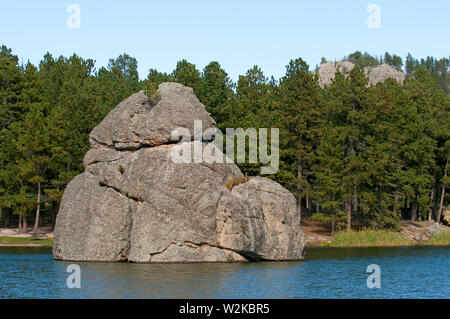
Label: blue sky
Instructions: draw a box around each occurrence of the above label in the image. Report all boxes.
[1,0,448,81]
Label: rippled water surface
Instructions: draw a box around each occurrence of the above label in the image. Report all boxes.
[0,246,448,298]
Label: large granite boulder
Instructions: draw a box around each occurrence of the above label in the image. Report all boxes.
[317,61,405,87]
[53,82,305,263]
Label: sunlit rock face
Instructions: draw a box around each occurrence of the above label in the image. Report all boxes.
[53,82,305,263]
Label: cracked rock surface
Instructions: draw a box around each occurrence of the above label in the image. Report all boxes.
[53,82,305,263]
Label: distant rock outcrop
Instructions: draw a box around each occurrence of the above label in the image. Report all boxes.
[53,82,305,263]
[365,64,406,86]
[317,61,406,87]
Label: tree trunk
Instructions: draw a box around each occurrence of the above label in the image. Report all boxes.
[0,206,2,227]
[40,210,44,226]
[346,197,352,230]
[431,177,440,220]
[331,216,336,236]
[4,210,10,227]
[436,158,448,224]
[393,186,399,216]
[306,195,310,215]
[33,181,41,235]
[18,214,23,233]
[297,159,302,225]
[22,215,27,233]
[411,202,418,221]
[353,183,358,213]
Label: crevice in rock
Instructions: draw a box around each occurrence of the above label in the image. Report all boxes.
[147,240,261,262]
[90,134,180,153]
[97,178,194,212]
[98,181,142,203]
[86,156,129,167]
[89,135,116,150]
[149,242,177,261]
[115,249,129,262]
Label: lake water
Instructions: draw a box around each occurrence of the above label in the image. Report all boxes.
[0,246,448,298]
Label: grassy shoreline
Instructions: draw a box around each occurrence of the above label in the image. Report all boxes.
[1,230,449,249]
[0,236,53,247]
[307,229,450,248]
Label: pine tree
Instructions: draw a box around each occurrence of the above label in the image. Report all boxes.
[0,45,23,228]
[196,61,233,126]
[223,66,277,177]
[10,63,49,234]
[277,58,323,224]
[397,69,441,220]
[171,59,201,91]
[0,45,22,129]
[146,68,172,87]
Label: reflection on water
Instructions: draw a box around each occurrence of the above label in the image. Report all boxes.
[0,246,448,298]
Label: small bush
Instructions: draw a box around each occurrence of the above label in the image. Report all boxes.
[240,223,249,238]
[226,175,249,191]
[118,165,125,174]
[144,81,161,107]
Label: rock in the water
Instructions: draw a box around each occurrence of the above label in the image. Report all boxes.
[53,82,305,263]
[317,61,405,87]
[52,172,131,261]
[218,177,305,260]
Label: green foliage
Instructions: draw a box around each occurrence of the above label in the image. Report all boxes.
[0,46,143,227]
[196,61,234,126]
[405,53,449,93]
[0,45,22,128]
[422,231,450,245]
[276,58,323,197]
[146,68,172,86]
[310,212,347,232]
[384,52,403,70]
[344,51,379,68]
[171,59,201,90]
[329,229,411,247]
[326,229,450,247]
[142,80,161,107]
[0,236,53,246]
[0,45,447,233]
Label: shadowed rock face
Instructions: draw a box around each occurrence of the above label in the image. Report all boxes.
[317,61,406,87]
[53,82,305,263]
